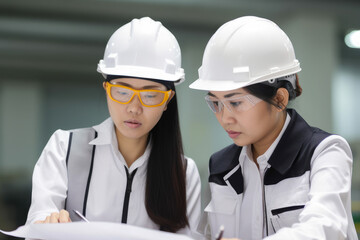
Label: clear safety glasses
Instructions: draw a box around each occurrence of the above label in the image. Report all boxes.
[106,82,172,107]
[205,94,262,113]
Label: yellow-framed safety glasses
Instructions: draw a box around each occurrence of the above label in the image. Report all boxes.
[105,82,172,107]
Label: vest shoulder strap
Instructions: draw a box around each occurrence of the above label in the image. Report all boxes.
[64,127,97,221]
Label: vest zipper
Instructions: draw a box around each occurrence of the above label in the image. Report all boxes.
[121,166,138,223]
[263,166,269,236]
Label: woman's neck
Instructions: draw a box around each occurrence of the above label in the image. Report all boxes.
[115,129,148,168]
[252,111,287,162]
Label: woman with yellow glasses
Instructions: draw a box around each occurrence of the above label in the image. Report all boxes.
[25,17,201,236]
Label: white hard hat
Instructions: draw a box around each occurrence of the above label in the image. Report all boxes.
[97,17,185,84]
[189,16,301,91]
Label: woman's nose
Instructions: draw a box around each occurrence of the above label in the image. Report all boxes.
[219,104,236,125]
[127,94,143,115]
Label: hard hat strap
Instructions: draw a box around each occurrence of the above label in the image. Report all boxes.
[264,74,296,89]
[262,74,297,100]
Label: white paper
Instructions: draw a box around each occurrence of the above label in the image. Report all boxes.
[0,222,195,240]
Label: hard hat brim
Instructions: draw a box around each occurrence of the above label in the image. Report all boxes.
[190,66,301,92]
[97,64,185,83]
[189,78,250,91]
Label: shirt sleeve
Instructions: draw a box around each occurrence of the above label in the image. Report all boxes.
[183,157,202,237]
[25,130,70,224]
[264,135,357,240]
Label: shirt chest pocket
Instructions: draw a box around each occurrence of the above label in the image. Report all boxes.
[204,194,239,238]
[270,205,304,232]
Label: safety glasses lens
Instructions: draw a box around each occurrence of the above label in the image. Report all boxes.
[140,91,166,105]
[205,95,261,113]
[205,97,222,113]
[223,97,252,112]
[110,87,133,103]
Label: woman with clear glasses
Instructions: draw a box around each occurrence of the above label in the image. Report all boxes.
[190,16,358,240]
[25,17,201,236]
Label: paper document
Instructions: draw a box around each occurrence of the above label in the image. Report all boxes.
[0,221,195,240]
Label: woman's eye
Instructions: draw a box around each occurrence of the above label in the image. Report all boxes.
[213,101,220,107]
[144,93,157,98]
[230,101,242,107]
[117,91,129,96]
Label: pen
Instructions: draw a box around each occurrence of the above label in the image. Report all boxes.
[215,225,224,240]
[73,210,90,223]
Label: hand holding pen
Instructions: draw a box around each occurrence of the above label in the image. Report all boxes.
[34,209,71,224]
[34,209,89,224]
[215,225,224,240]
[215,226,242,240]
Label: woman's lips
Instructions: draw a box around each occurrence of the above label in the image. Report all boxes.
[226,130,241,138]
[124,120,142,129]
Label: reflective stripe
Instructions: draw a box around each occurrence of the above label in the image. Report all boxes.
[83,132,97,216]
[64,128,97,221]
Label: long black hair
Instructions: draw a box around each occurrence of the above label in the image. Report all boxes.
[146,83,188,232]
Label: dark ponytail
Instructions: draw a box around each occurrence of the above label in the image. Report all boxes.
[145,89,188,232]
[244,74,302,107]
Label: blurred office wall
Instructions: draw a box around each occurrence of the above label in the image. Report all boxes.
[0,0,360,237]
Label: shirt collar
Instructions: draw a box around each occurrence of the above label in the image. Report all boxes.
[127,140,152,172]
[111,133,152,172]
[89,117,113,145]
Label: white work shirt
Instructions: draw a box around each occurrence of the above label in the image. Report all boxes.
[26,118,201,236]
[203,112,358,240]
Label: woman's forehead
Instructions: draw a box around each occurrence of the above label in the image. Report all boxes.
[208,88,247,98]
[111,77,165,89]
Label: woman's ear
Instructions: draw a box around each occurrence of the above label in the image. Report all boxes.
[103,81,107,90]
[163,91,175,111]
[275,88,289,111]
